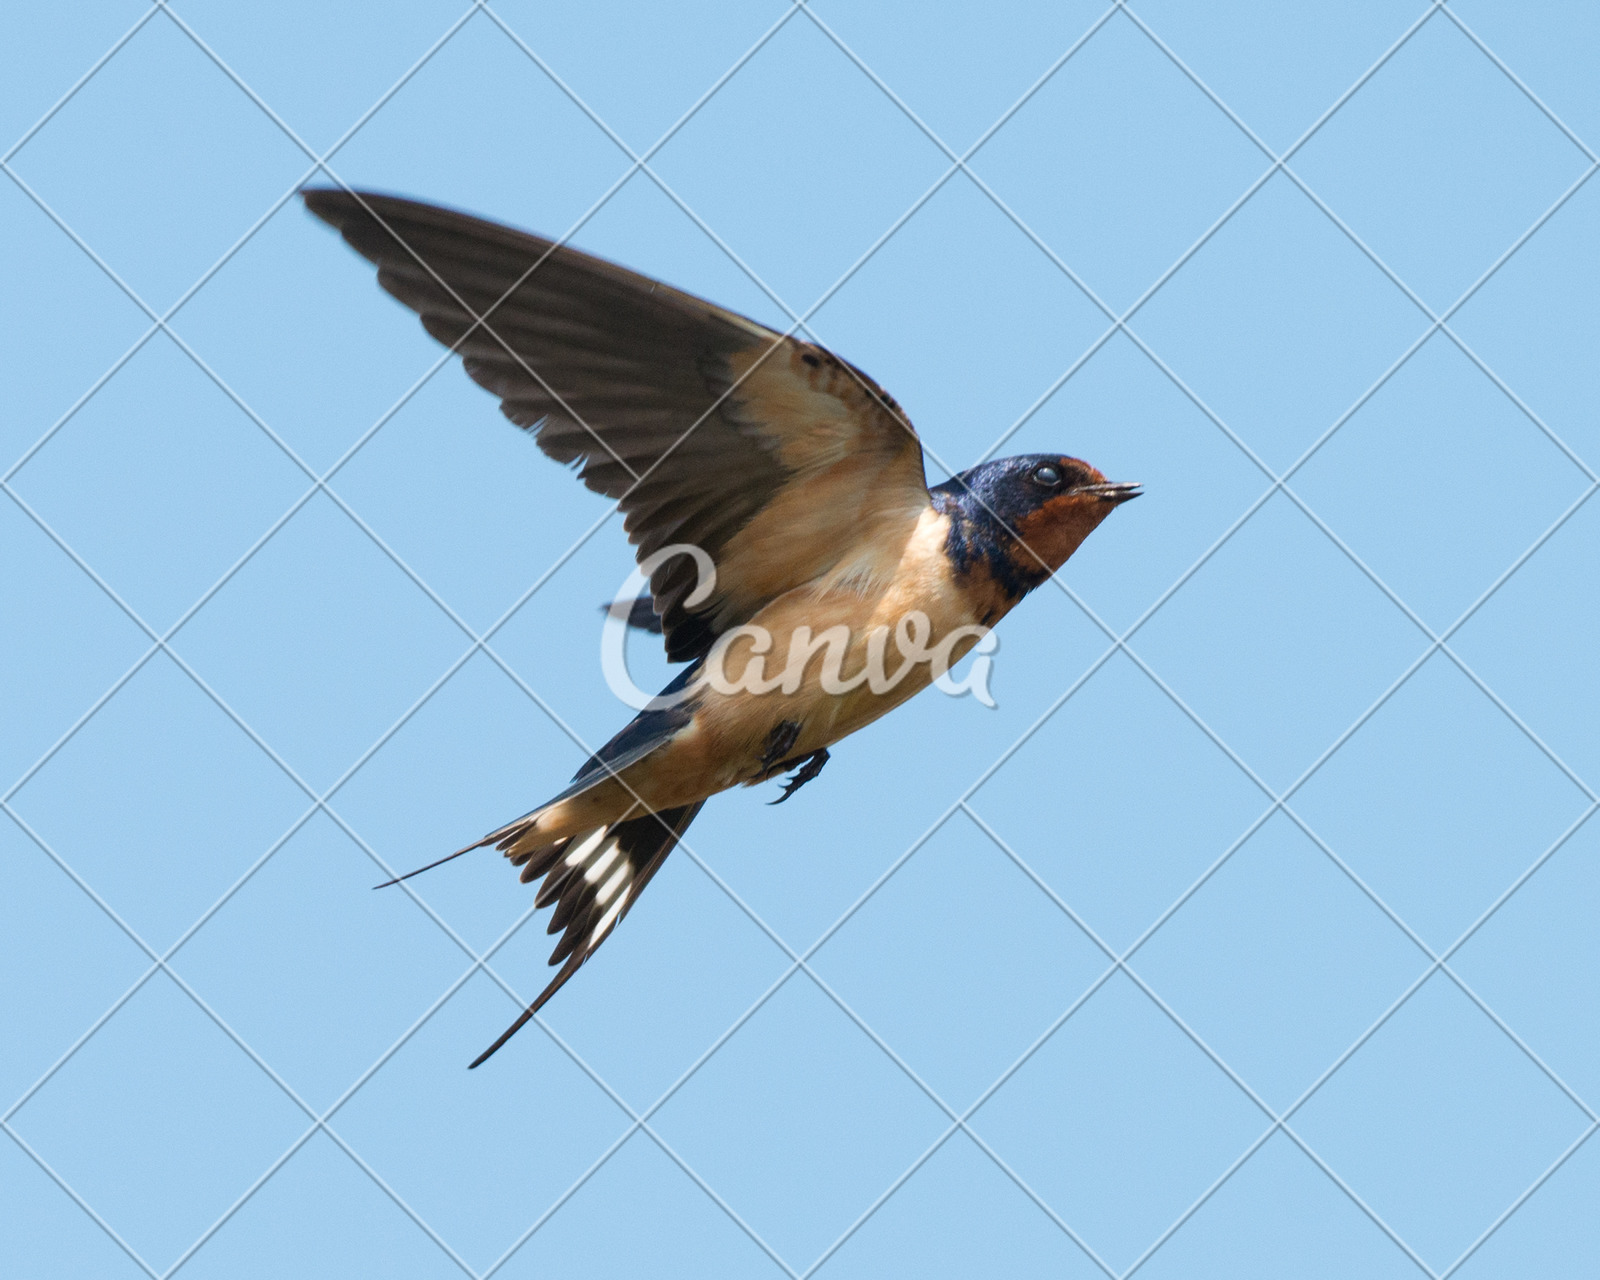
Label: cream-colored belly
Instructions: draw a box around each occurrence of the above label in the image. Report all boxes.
[532,506,1006,836]
[703,586,978,753]
[691,505,998,780]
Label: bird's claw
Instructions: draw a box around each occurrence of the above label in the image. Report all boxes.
[770,749,830,804]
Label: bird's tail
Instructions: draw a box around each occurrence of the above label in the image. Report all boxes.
[467,800,704,1068]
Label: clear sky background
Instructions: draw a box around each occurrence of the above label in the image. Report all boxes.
[3,2,1598,1277]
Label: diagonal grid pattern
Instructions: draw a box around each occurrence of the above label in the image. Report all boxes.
[4,1,1598,1276]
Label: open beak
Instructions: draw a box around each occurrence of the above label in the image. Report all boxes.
[1077,481,1143,505]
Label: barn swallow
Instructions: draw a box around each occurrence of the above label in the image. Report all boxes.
[303,190,1140,1065]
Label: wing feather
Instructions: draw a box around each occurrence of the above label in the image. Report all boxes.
[304,188,930,660]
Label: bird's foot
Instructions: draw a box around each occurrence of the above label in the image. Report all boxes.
[769,749,830,804]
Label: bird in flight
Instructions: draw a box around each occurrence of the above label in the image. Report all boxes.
[304,190,1140,1066]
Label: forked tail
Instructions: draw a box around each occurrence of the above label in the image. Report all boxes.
[466,800,704,1067]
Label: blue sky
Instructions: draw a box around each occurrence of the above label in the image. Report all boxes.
[3,2,1598,1277]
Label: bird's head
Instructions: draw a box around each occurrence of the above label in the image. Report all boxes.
[931,453,1141,598]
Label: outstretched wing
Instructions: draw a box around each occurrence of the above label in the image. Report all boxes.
[304,189,931,661]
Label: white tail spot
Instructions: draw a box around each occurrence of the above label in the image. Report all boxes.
[596,864,629,904]
[564,827,607,868]
[590,887,631,950]
[583,840,622,884]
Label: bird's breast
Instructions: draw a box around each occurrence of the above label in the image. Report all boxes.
[691,506,1012,771]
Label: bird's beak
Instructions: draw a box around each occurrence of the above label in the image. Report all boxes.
[1076,481,1143,505]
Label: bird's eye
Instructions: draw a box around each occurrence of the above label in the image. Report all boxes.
[1031,464,1062,487]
